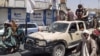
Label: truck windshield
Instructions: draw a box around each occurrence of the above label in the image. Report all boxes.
[49,23,68,32]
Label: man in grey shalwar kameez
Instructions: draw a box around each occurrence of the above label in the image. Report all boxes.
[75,30,97,56]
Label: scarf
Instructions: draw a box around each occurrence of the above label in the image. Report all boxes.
[82,42,89,56]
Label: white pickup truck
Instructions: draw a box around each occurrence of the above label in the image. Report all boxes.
[24,21,94,56]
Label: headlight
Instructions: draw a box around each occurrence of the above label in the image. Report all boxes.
[36,41,46,46]
[26,38,34,46]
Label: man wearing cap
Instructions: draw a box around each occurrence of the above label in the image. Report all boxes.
[75,4,89,28]
[74,30,97,56]
[75,4,88,21]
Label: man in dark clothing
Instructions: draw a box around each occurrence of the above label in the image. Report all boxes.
[75,4,88,21]
[75,4,89,28]
[92,16,99,28]
[67,8,74,21]
[91,27,100,55]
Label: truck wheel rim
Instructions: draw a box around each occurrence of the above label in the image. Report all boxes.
[55,48,63,56]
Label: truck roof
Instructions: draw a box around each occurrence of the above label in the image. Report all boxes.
[54,21,84,24]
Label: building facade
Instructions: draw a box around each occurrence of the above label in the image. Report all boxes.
[0,0,67,25]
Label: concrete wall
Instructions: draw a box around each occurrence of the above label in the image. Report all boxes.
[30,10,43,25]
[0,0,8,7]
[11,9,26,21]
[0,8,8,24]
[0,8,56,25]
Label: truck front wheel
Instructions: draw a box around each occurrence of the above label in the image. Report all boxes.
[52,44,65,56]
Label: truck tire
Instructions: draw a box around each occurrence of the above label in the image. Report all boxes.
[52,44,65,56]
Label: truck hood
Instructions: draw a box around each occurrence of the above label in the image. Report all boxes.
[29,32,63,40]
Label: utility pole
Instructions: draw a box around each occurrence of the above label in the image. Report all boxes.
[98,0,99,17]
[57,4,60,21]
[57,0,60,21]
[26,0,35,35]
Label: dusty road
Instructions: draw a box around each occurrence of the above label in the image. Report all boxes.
[0,45,77,56]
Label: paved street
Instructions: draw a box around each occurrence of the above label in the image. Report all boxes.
[0,44,99,56]
[0,44,77,56]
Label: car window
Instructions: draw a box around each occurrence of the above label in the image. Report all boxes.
[69,23,77,32]
[37,23,44,26]
[78,22,84,31]
[19,24,37,28]
[49,23,68,32]
[36,22,44,26]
